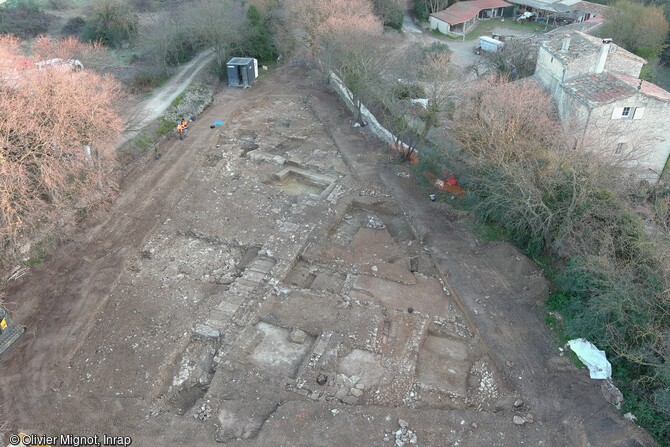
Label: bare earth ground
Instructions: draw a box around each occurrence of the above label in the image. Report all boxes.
[0,64,657,446]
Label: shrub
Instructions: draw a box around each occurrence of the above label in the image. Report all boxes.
[129,0,155,12]
[140,12,201,72]
[3,0,42,11]
[393,82,426,99]
[62,16,86,36]
[422,41,451,56]
[0,6,53,38]
[0,35,122,259]
[452,76,670,445]
[82,0,139,48]
[130,69,168,93]
[243,5,278,61]
[48,0,70,10]
[413,0,429,22]
[371,0,403,30]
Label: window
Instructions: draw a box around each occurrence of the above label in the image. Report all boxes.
[616,142,627,155]
[611,106,643,119]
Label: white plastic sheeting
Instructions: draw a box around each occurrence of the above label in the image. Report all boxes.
[567,338,612,380]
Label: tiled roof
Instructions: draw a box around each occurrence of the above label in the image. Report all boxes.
[614,73,670,101]
[430,0,512,25]
[561,73,637,106]
[541,31,646,65]
[572,1,609,16]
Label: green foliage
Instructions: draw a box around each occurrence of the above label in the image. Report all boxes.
[621,390,670,444]
[171,91,185,107]
[82,0,139,48]
[639,62,657,83]
[23,256,44,267]
[129,0,155,12]
[413,0,429,22]
[61,16,86,36]
[553,256,670,443]
[47,0,70,10]
[130,69,168,93]
[371,0,403,30]
[0,4,53,38]
[450,79,670,442]
[164,33,199,66]
[155,117,175,137]
[444,99,455,119]
[140,13,200,71]
[545,291,571,312]
[422,41,451,56]
[135,134,153,150]
[473,220,506,241]
[599,0,669,59]
[3,0,42,12]
[393,82,427,99]
[243,5,278,61]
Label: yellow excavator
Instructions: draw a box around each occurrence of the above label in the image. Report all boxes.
[0,303,25,358]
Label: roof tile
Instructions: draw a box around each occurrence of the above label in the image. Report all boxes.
[430,0,512,25]
[561,73,637,106]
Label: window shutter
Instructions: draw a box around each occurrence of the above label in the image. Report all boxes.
[611,107,624,119]
[633,108,645,120]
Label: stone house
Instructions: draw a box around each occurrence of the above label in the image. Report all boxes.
[534,31,670,182]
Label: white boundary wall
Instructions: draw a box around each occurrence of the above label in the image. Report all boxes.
[329,72,413,154]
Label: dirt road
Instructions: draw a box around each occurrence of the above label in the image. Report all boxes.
[120,49,215,144]
[0,62,656,446]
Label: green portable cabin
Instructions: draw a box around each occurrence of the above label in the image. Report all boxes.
[227,57,258,88]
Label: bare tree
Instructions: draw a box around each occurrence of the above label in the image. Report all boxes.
[426,0,449,14]
[319,24,388,124]
[379,43,463,161]
[289,0,381,52]
[481,39,539,80]
[141,11,196,73]
[0,35,122,257]
[453,75,564,164]
[187,0,248,68]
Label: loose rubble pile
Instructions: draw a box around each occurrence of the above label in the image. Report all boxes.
[512,399,534,425]
[384,419,418,446]
[366,214,387,230]
[195,403,213,421]
[467,360,499,407]
[163,83,214,122]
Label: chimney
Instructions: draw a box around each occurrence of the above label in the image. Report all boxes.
[561,35,571,52]
[595,38,612,74]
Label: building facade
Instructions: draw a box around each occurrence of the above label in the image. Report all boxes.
[534,31,670,182]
